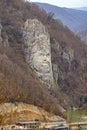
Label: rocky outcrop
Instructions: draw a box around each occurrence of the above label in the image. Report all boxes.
[51,39,74,85]
[0,103,65,123]
[62,47,74,64]
[23,19,54,87]
[53,64,59,84]
[0,23,2,43]
[0,23,9,46]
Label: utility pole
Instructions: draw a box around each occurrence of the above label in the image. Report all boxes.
[67,109,69,123]
[79,95,84,108]
[67,106,73,123]
[67,106,70,123]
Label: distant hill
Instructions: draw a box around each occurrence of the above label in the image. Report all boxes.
[35,2,87,32]
[35,2,87,43]
[76,22,87,43]
[75,7,87,11]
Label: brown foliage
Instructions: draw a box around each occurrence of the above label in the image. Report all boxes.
[0,52,62,115]
[0,0,87,112]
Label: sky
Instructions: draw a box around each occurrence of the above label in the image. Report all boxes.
[29,0,87,8]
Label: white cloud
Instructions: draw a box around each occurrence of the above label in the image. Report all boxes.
[30,0,87,8]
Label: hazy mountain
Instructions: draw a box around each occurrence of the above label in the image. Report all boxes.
[35,2,87,32]
[76,22,87,43]
[76,7,87,11]
[35,2,87,43]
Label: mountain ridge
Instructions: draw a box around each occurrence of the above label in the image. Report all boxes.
[75,7,87,11]
[35,2,87,31]
[35,2,87,43]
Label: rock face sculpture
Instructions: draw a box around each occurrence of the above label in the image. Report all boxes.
[23,19,54,87]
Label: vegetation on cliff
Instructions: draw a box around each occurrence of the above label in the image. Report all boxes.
[0,0,87,116]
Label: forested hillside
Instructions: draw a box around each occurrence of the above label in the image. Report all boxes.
[0,0,87,117]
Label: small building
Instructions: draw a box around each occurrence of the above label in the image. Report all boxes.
[52,124,69,130]
[14,120,40,130]
[79,125,87,130]
[53,126,68,130]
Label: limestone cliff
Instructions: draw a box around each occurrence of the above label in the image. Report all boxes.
[23,19,54,87]
[52,39,74,85]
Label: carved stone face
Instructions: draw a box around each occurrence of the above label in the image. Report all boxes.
[23,19,53,86]
[30,35,51,73]
[32,50,50,72]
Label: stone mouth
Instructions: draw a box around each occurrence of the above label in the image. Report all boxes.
[42,61,48,64]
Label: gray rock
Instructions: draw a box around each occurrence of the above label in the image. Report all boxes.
[0,23,2,43]
[62,47,74,64]
[0,23,9,46]
[23,19,54,87]
[53,64,58,84]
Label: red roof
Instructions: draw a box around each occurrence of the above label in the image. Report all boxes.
[16,123,23,126]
